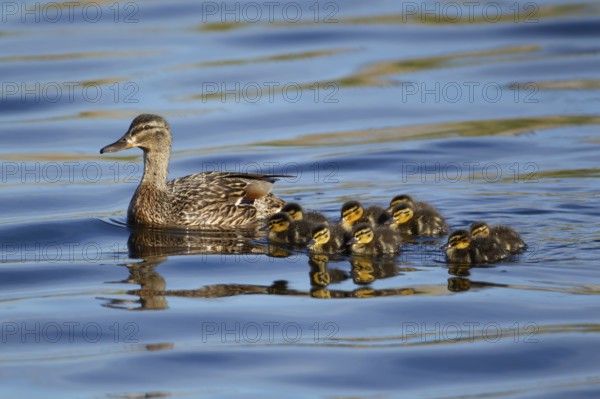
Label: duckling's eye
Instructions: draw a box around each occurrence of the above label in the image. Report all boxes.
[343,207,358,217]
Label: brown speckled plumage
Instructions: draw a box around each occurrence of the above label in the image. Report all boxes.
[100,114,286,227]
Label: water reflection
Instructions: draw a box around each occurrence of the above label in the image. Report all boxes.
[101,226,465,309]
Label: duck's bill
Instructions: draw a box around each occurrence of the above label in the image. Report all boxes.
[100,134,134,154]
[440,243,449,250]
[346,237,358,245]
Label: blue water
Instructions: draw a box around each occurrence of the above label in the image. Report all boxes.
[1,1,600,398]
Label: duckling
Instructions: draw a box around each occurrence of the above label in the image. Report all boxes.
[281,202,328,225]
[386,202,449,237]
[347,223,401,256]
[470,221,526,254]
[339,200,389,233]
[388,194,436,213]
[443,229,507,264]
[388,194,447,225]
[307,224,348,254]
[265,212,310,245]
[100,114,287,227]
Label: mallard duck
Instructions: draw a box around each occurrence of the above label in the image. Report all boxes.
[307,223,348,254]
[100,114,287,227]
[347,223,401,256]
[281,202,328,225]
[265,212,310,245]
[339,200,389,233]
[470,221,526,254]
[443,230,507,264]
[386,202,449,236]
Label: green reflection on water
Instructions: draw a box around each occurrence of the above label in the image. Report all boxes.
[196,2,599,31]
[257,115,600,147]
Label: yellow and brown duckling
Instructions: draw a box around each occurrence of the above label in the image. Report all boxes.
[389,194,437,213]
[100,114,287,227]
[265,212,311,245]
[470,221,526,254]
[386,202,449,237]
[339,200,389,233]
[347,223,401,256]
[281,202,328,225]
[443,229,507,264]
[307,224,348,254]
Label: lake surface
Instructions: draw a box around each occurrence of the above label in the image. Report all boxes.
[1,0,600,397]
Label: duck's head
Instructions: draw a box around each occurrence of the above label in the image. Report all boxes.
[307,224,331,248]
[442,230,471,251]
[266,212,292,233]
[100,114,172,154]
[340,200,364,225]
[385,203,414,226]
[388,194,414,212]
[347,223,374,246]
[281,202,304,221]
[470,221,490,238]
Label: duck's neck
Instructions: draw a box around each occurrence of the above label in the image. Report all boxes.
[140,150,169,190]
[128,149,171,226]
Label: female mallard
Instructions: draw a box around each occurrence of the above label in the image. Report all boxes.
[100,114,287,227]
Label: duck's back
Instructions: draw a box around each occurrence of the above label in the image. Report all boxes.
[166,171,284,226]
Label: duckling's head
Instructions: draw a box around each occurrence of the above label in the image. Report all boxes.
[347,223,374,246]
[386,203,414,226]
[443,230,471,251]
[281,202,304,221]
[470,221,490,238]
[307,224,331,248]
[266,212,292,233]
[340,201,364,225]
[100,114,172,155]
[388,194,414,211]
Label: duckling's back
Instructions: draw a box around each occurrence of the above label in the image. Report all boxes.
[470,237,507,263]
[411,209,449,237]
[491,225,526,253]
[374,226,402,255]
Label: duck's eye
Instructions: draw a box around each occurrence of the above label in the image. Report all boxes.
[143,125,151,130]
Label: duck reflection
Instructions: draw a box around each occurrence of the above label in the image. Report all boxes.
[127,225,265,258]
[101,226,449,310]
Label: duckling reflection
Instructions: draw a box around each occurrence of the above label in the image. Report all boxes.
[308,254,350,288]
[447,277,472,292]
[350,256,400,285]
[102,226,429,308]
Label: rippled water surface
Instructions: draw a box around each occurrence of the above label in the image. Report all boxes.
[2,1,600,398]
